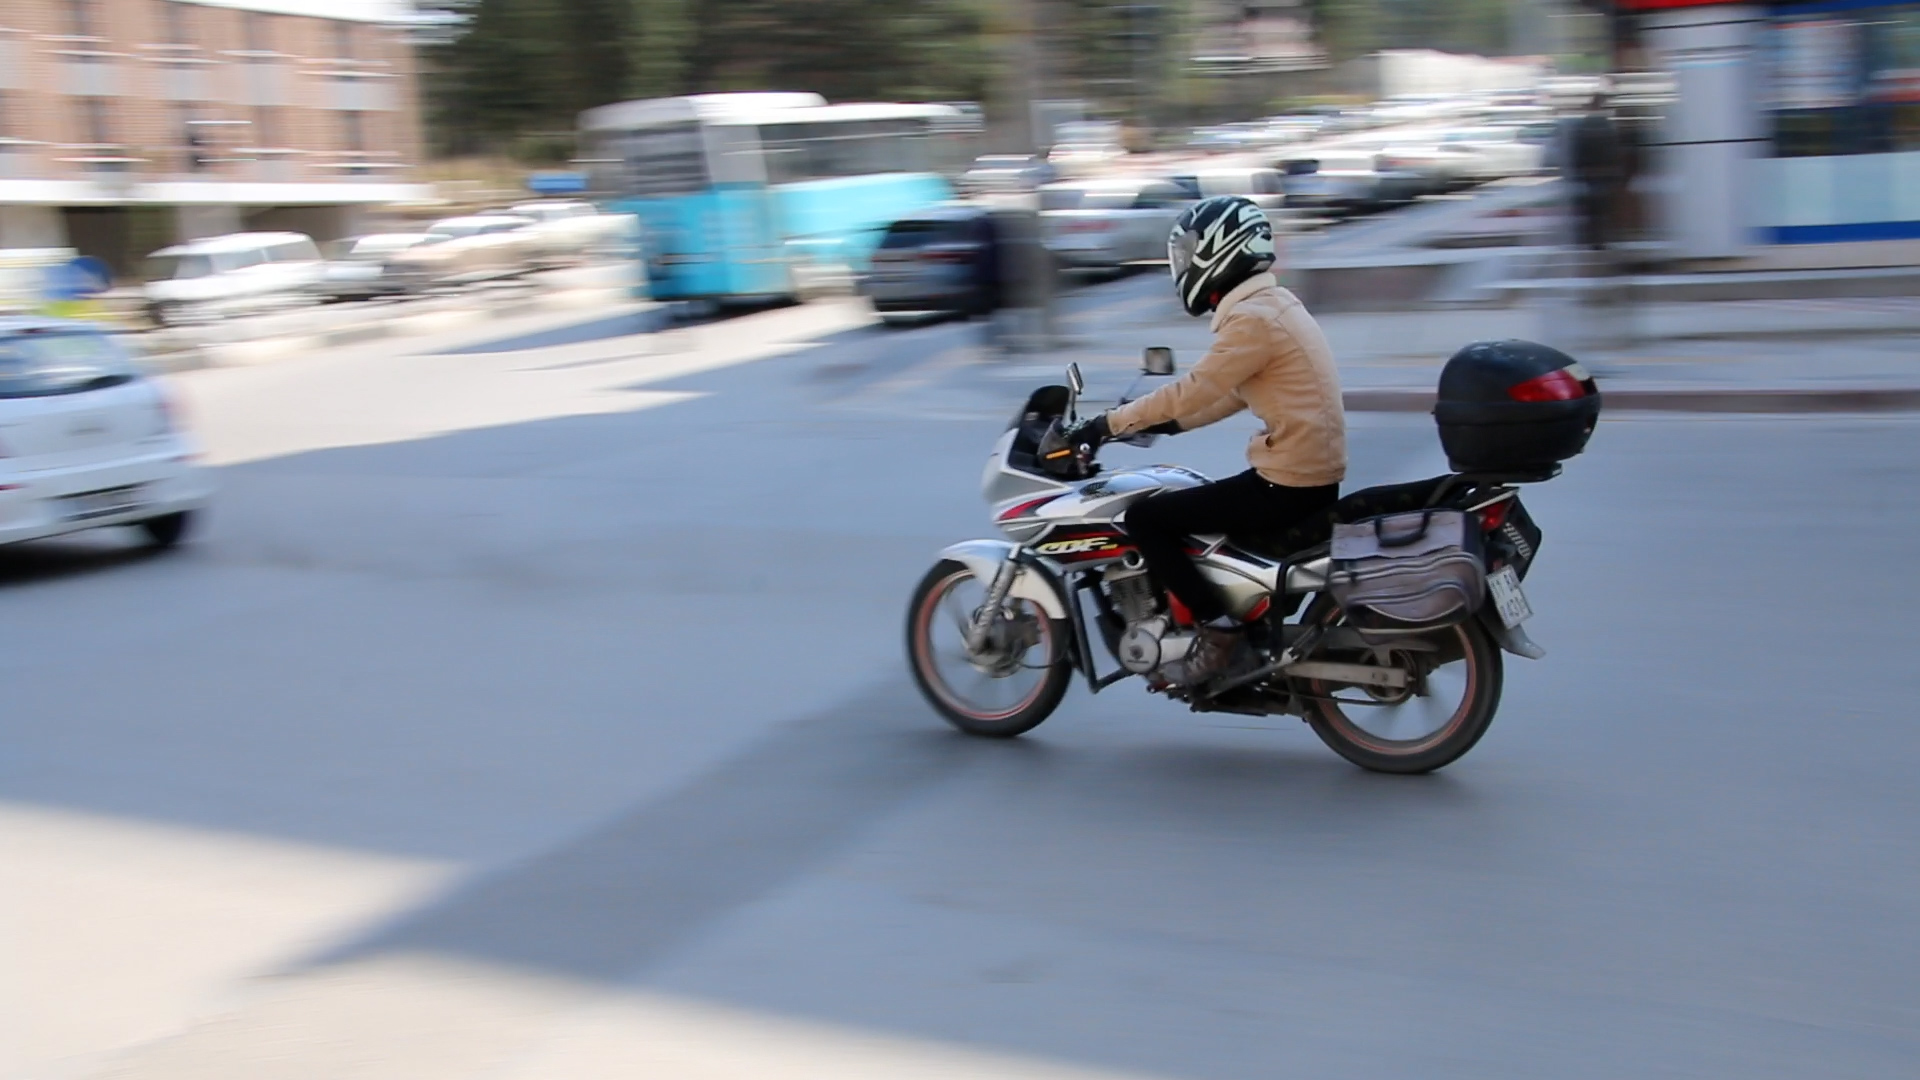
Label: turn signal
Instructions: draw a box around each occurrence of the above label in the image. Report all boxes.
[1508,368,1586,402]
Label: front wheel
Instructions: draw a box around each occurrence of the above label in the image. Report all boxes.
[1304,615,1503,774]
[907,559,1071,738]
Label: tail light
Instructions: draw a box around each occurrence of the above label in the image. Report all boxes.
[1064,219,1112,234]
[921,249,973,264]
[1477,498,1512,532]
[1508,367,1590,402]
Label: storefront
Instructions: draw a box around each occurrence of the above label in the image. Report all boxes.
[1631,0,1920,260]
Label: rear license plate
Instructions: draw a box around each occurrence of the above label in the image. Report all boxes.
[1488,565,1533,628]
[61,485,149,522]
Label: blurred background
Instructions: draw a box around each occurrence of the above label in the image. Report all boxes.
[7,5,1920,1080]
[4,1,1916,342]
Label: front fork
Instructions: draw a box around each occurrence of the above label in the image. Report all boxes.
[964,555,1023,654]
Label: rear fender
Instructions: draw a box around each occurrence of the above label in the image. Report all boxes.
[1479,606,1547,659]
[939,539,1071,620]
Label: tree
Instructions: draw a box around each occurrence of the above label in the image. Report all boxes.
[427,0,993,157]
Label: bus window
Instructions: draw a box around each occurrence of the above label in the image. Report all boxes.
[601,122,709,197]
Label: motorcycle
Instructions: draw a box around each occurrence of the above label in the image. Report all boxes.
[906,346,1592,774]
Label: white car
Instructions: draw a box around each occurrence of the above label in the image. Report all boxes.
[0,318,212,548]
[143,232,324,327]
[1435,126,1551,181]
[316,233,432,301]
[1040,179,1196,268]
[507,200,632,266]
[1047,141,1127,179]
[1189,167,1289,211]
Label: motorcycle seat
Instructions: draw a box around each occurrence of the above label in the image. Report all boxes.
[1227,475,1452,562]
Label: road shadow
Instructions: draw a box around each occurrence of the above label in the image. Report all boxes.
[308,682,1000,981]
[0,528,178,588]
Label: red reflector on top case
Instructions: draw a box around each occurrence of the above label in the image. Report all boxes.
[1508,369,1587,403]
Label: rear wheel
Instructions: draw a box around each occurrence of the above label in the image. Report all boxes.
[907,559,1071,738]
[1304,616,1502,774]
[139,510,196,549]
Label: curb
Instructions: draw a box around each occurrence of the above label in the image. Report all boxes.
[134,285,631,376]
[1344,387,1920,414]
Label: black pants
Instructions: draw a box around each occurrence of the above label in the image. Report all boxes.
[1123,470,1339,624]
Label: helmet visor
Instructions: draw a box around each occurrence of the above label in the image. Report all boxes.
[1168,228,1196,278]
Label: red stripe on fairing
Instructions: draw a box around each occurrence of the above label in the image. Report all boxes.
[997,495,1059,521]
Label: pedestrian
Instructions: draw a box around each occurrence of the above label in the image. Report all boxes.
[1567,92,1624,252]
[975,210,1004,349]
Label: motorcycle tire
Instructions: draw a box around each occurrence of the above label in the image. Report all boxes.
[906,559,1071,739]
[1304,615,1503,775]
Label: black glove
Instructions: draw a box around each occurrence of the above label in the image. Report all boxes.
[1063,412,1112,454]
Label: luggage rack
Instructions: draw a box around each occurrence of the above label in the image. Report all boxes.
[1455,464,1562,485]
[1426,464,1561,508]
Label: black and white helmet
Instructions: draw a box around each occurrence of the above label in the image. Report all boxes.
[1167,195,1275,317]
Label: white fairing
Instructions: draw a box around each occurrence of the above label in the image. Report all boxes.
[1025,466,1209,524]
[972,425,1299,620]
[981,428,1068,507]
[940,539,1070,619]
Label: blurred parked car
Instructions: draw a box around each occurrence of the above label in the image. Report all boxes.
[1434,126,1551,181]
[1039,179,1195,268]
[315,233,430,301]
[1278,153,1424,216]
[1047,142,1127,178]
[384,214,537,291]
[863,205,997,324]
[1191,167,1289,211]
[507,200,632,266]
[1047,122,1128,178]
[142,232,323,326]
[960,155,1058,194]
[0,317,212,548]
[1374,142,1478,196]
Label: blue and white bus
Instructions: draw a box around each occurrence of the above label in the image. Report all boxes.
[579,93,976,303]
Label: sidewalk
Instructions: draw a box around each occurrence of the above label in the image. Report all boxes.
[1042,274,1920,412]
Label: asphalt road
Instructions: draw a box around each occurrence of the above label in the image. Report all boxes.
[4,292,1918,1078]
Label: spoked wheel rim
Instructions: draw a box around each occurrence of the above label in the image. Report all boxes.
[912,567,1056,724]
[1312,622,1478,755]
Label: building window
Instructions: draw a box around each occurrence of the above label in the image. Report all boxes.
[81,97,110,145]
[1769,4,1920,156]
[335,21,355,60]
[343,109,364,153]
[180,105,208,171]
[67,0,97,37]
[254,105,278,149]
[162,1,192,46]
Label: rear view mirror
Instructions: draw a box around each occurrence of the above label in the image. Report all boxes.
[1066,362,1085,395]
[1142,347,1175,376]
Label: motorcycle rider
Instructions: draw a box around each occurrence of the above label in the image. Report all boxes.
[1063,195,1347,684]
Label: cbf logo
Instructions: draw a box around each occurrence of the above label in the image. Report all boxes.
[1035,536,1119,557]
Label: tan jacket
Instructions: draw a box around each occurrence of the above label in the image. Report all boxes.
[1109,272,1346,488]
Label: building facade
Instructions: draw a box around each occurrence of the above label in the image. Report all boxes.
[0,0,427,274]
[1632,0,1920,264]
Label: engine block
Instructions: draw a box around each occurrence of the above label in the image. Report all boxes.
[1104,564,1159,625]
